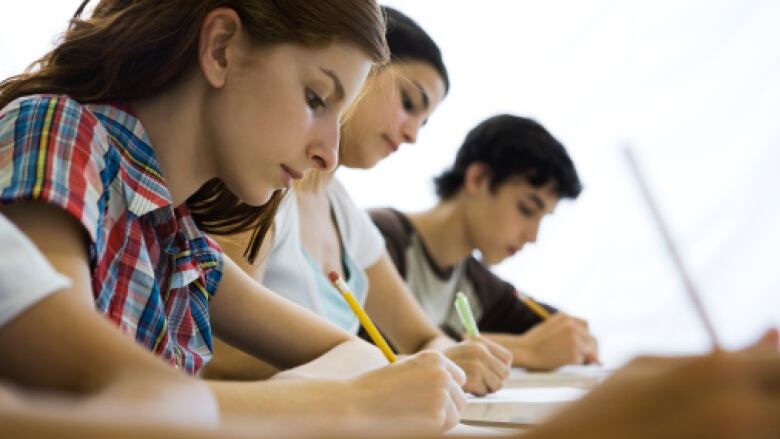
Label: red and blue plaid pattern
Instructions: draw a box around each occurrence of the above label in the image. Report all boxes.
[0,95,223,374]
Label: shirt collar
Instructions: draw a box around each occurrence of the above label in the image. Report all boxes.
[87,102,174,216]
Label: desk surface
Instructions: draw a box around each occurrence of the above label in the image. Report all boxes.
[460,365,611,428]
[448,423,524,436]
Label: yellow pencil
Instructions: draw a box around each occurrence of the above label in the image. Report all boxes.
[516,290,551,320]
[328,271,397,363]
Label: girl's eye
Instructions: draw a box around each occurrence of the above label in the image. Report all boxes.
[305,88,326,110]
[401,90,415,113]
[518,204,534,218]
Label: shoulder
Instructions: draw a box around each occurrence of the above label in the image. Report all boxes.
[368,207,413,244]
[326,178,375,231]
[464,255,504,284]
[0,95,120,242]
[1,94,105,142]
[325,178,361,213]
[367,207,414,273]
[464,255,516,303]
[327,178,385,267]
[1,94,113,170]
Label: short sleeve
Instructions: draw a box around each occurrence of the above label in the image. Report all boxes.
[327,179,385,269]
[369,207,412,277]
[0,214,71,328]
[465,257,557,334]
[0,95,106,243]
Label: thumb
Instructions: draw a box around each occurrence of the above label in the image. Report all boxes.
[744,328,779,353]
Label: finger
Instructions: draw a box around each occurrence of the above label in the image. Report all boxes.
[443,378,467,430]
[478,337,513,365]
[481,365,505,394]
[582,334,601,365]
[468,342,511,382]
[439,353,467,387]
[458,349,504,395]
[572,319,594,339]
[743,328,779,354]
[584,351,602,366]
[548,313,567,326]
[571,316,590,330]
[464,355,505,395]
[447,375,468,412]
[567,329,590,365]
[440,390,462,433]
[570,337,587,365]
[463,374,489,397]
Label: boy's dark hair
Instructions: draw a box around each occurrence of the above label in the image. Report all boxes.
[434,114,582,200]
[383,6,449,93]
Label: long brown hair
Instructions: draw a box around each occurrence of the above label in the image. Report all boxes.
[0,0,389,263]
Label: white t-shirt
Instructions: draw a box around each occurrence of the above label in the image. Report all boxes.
[0,214,71,327]
[262,178,385,332]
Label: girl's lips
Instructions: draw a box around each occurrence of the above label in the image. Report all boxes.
[280,165,302,188]
[383,135,399,153]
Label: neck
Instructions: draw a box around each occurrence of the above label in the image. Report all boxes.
[131,76,216,206]
[408,199,473,269]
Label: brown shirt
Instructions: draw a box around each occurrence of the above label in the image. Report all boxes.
[370,208,555,339]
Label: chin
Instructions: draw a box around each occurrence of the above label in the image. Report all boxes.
[364,157,383,169]
[481,252,507,266]
[237,187,275,207]
[353,154,381,170]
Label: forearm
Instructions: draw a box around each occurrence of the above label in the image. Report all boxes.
[202,337,280,381]
[81,372,219,427]
[420,334,456,352]
[207,378,353,419]
[272,339,387,380]
[212,258,364,369]
[0,291,220,426]
[1,403,481,439]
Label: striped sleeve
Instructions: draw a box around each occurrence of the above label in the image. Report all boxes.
[0,95,106,242]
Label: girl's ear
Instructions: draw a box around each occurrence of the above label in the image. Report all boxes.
[463,162,491,195]
[198,7,243,88]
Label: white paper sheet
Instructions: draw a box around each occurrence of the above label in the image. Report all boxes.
[467,387,586,404]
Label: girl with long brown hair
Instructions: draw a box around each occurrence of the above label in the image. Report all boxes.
[0,0,465,431]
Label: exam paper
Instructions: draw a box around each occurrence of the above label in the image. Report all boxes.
[506,365,612,389]
[467,387,586,404]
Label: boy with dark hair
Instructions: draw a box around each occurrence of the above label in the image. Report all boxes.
[371,114,599,369]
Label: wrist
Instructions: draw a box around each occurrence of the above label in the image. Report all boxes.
[507,335,537,368]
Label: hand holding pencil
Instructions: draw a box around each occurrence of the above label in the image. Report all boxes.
[330,271,468,431]
[512,290,601,368]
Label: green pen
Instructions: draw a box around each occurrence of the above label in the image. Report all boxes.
[454,291,480,337]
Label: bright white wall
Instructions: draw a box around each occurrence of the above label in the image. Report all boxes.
[2,1,778,366]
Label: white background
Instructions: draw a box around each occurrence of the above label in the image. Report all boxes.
[2,1,778,366]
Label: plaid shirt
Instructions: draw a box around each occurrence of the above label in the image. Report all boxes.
[0,94,223,374]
